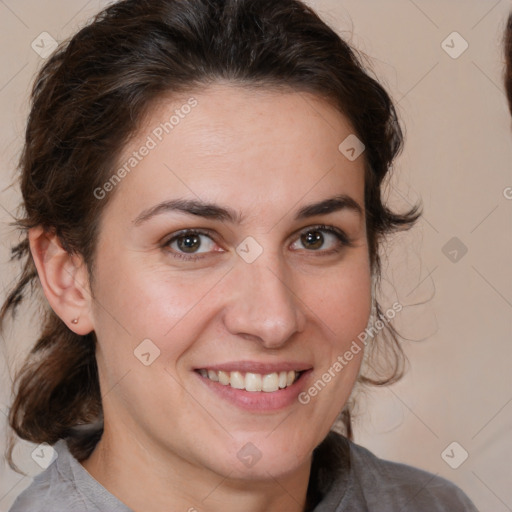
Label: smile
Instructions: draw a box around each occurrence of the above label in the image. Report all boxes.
[196,369,303,392]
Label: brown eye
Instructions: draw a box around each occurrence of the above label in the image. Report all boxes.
[300,230,324,250]
[176,233,202,253]
[291,225,351,253]
[164,229,218,260]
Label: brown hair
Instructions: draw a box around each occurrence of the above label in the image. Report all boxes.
[506,13,512,114]
[1,0,420,468]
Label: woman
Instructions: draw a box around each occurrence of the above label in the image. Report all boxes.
[1,0,479,510]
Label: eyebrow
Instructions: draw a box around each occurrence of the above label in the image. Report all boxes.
[132,194,363,226]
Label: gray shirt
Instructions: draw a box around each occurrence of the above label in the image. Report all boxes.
[8,431,479,511]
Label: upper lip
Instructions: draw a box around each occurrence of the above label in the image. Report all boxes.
[195,361,313,374]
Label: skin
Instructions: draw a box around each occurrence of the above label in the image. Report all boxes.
[29,83,372,512]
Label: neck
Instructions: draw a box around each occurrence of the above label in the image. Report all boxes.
[80,423,313,512]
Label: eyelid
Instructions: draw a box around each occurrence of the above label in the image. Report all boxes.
[161,228,220,258]
[291,224,353,247]
[162,224,353,261]
[162,227,217,244]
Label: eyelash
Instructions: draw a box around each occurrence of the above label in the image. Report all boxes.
[162,225,354,262]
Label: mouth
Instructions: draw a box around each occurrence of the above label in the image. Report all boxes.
[192,361,313,411]
[195,368,304,393]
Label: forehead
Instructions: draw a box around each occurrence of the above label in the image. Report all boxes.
[105,84,366,222]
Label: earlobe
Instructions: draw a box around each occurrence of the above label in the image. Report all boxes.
[28,227,95,335]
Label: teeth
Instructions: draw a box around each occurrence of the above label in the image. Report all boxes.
[199,369,301,392]
[262,373,278,392]
[278,371,287,388]
[245,372,262,392]
[218,370,230,385]
[230,371,245,390]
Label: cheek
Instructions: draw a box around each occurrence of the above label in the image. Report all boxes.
[93,267,214,343]
[305,254,372,340]
[294,255,371,429]
[89,264,216,416]
[89,253,240,389]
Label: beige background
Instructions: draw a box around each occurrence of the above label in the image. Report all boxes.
[1,1,511,511]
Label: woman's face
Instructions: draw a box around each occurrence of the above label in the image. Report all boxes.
[87,84,371,480]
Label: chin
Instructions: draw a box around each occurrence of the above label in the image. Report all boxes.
[209,433,313,481]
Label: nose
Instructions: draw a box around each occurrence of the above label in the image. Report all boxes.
[222,254,306,349]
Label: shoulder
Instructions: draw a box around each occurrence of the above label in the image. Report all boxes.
[346,439,479,511]
[8,480,87,512]
[8,438,130,512]
[8,443,88,512]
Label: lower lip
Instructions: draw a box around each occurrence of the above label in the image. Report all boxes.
[194,370,312,412]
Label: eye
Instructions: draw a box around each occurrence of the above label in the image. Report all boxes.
[290,225,352,254]
[163,229,220,260]
[163,225,352,262]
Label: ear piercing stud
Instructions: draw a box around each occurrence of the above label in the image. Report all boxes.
[71,318,79,324]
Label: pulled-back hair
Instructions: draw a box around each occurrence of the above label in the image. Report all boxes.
[1,0,420,468]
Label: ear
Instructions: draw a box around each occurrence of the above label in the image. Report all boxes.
[28,226,95,335]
